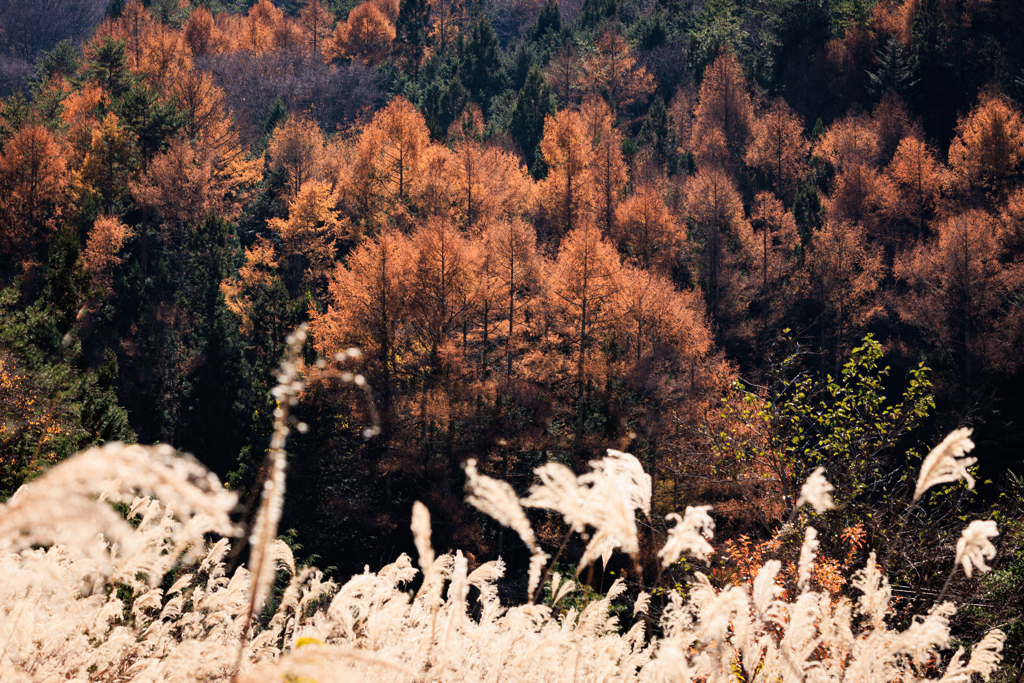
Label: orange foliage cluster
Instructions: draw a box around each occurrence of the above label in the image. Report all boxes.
[719,522,868,602]
[4,0,1024,562]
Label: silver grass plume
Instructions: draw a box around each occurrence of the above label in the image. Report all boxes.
[464,458,537,551]
[244,325,308,631]
[410,501,435,577]
[797,467,835,513]
[658,505,715,567]
[577,450,651,568]
[955,519,999,578]
[941,629,1007,682]
[0,443,236,559]
[914,428,976,501]
[797,526,819,593]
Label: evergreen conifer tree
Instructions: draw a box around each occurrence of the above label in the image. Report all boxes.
[394,0,432,71]
[466,15,505,110]
[639,92,672,161]
[509,64,555,177]
[869,36,916,100]
[88,37,134,98]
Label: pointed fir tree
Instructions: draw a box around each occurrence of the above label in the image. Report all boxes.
[868,36,916,100]
[394,0,432,72]
[88,37,134,98]
[466,15,505,110]
[528,0,561,43]
[639,92,672,162]
[509,64,555,177]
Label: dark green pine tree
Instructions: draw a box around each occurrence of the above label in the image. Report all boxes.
[114,84,185,159]
[792,174,822,245]
[176,213,265,479]
[509,64,555,178]
[465,15,505,111]
[868,36,916,100]
[43,230,93,336]
[422,75,471,139]
[34,40,83,83]
[528,0,561,43]
[419,44,471,139]
[393,0,432,73]
[639,92,673,163]
[504,41,538,93]
[88,37,134,98]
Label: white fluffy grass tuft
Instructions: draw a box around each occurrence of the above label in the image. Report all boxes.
[0,421,1005,681]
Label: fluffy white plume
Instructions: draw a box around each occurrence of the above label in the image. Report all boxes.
[633,592,651,617]
[797,526,819,593]
[914,428,977,501]
[522,462,589,533]
[658,506,715,567]
[523,450,651,570]
[464,458,537,551]
[797,466,835,513]
[527,550,550,598]
[955,519,999,578]
[599,450,652,517]
[410,501,434,576]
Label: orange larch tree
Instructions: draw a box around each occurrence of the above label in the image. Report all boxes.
[547,222,621,461]
[539,108,594,239]
[221,236,282,337]
[748,192,800,356]
[545,44,585,108]
[267,115,326,200]
[948,90,1024,200]
[824,163,897,241]
[582,25,655,118]
[581,97,628,236]
[407,218,477,366]
[414,143,460,221]
[894,209,1024,409]
[139,23,192,92]
[310,227,413,413]
[744,97,808,202]
[130,137,219,241]
[804,218,883,373]
[113,0,156,72]
[299,0,336,59]
[885,134,946,239]
[668,84,696,158]
[815,112,880,174]
[268,180,347,292]
[690,51,753,170]
[169,67,260,210]
[82,215,133,295]
[0,124,69,264]
[683,167,751,343]
[239,0,299,53]
[482,219,539,381]
[612,183,681,275]
[183,6,219,58]
[429,0,466,55]
[329,2,396,65]
[872,90,916,163]
[356,96,431,206]
[612,266,711,365]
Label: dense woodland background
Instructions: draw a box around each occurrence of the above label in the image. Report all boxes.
[2,0,1024,673]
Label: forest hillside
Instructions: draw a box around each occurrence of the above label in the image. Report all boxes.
[1,0,1024,679]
